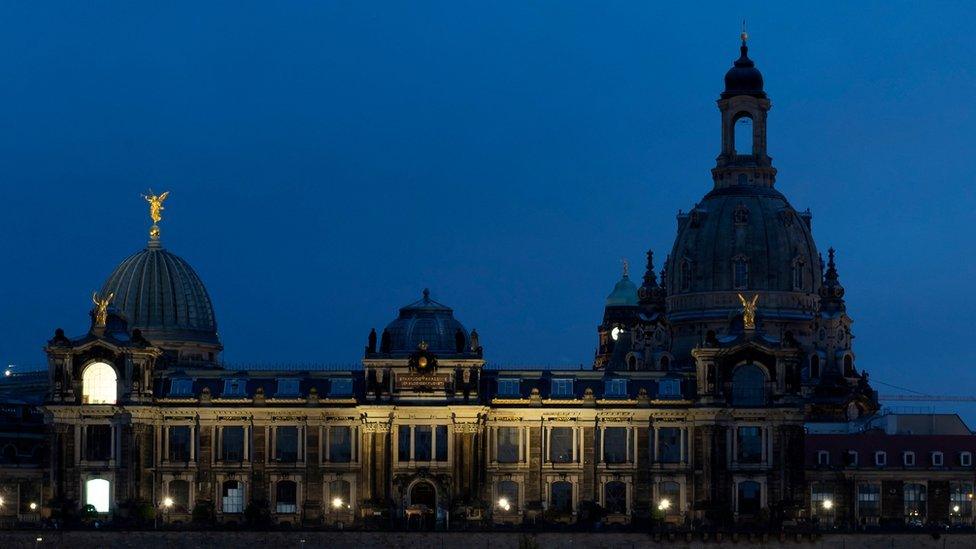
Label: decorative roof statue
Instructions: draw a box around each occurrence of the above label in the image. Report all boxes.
[738,293,759,330]
[92,291,114,327]
[141,190,169,240]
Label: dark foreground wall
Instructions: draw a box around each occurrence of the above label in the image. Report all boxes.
[1,532,974,549]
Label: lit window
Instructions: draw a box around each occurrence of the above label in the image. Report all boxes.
[875,451,887,467]
[329,378,353,396]
[951,481,973,517]
[169,378,194,397]
[275,481,297,514]
[658,379,681,399]
[222,480,244,514]
[817,450,830,466]
[961,452,973,467]
[82,362,117,405]
[811,483,833,516]
[858,483,880,517]
[275,378,300,397]
[222,379,247,398]
[932,452,943,467]
[85,478,111,513]
[904,451,916,467]
[551,379,573,398]
[604,379,627,398]
[497,379,520,397]
[904,483,926,518]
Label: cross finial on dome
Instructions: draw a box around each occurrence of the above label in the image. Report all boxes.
[741,20,748,44]
[422,288,430,302]
[622,257,629,278]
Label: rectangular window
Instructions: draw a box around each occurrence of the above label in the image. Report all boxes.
[222,379,247,398]
[875,451,887,466]
[168,426,191,462]
[657,427,682,463]
[604,379,627,398]
[551,379,573,398]
[733,259,748,289]
[85,425,112,461]
[951,481,973,517]
[435,425,448,462]
[904,483,926,518]
[904,452,916,466]
[817,451,830,466]
[549,427,574,463]
[222,481,244,514]
[414,426,432,462]
[275,481,297,514]
[811,483,833,516]
[275,378,300,397]
[846,450,859,467]
[496,427,519,463]
[962,452,973,467]
[221,426,245,462]
[736,426,762,464]
[857,483,881,517]
[328,426,352,463]
[932,452,944,467]
[497,379,520,397]
[658,379,681,399]
[275,426,299,462]
[330,378,353,396]
[398,426,411,462]
[602,427,628,464]
[169,378,194,397]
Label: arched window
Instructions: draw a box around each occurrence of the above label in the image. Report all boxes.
[792,258,805,290]
[221,480,244,514]
[86,478,111,513]
[497,480,519,512]
[604,481,627,514]
[731,364,766,406]
[0,444,16,464]
[679,260,692,292]
[660,355,671,371]
[82,362,117,405]
[275,480,297,514]
[733,204,749,225]
[169,479,190,513]
[809,355,821,379]
[732,256,749,290]
[659,481,680,517]
[550,481,573,513]
[733,114,753,155]
[737,480,761,515]
[329,479,351,509]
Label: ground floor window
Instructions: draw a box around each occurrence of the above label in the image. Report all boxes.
[737,481,761,515]
[950,481,973,518]
[275,480,298,514]
[329,479,351,509]
[659,481,680,517]
[550,481,573,513]
[85,478,111,513]
[904,483,926,519]
[811,483,833,517]
[604,481,626,514]
[169,479,190,513]
[497,480,518,512]
[857,483,880,517]
[222,480,245,514]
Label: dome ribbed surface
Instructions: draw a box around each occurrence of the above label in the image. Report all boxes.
[384,290,468,354]
[605,275,638,307]
[100,244,219,346]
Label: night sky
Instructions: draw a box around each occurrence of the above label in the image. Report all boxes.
[1,4,974,417]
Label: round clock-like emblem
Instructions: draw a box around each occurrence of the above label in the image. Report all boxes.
[418,356,428,368]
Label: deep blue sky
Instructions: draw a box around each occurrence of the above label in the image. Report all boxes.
[0,3,974,414]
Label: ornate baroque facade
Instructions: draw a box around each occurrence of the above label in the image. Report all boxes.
[13,37,953,530]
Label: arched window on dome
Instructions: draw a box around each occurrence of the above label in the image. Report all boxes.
[792,256,805,291]
[733,113,754,156]
[731,363,766,406]
[732,255,749,290]
[82,362,117,405]
[733,204,749,225]
[679,259,692,292]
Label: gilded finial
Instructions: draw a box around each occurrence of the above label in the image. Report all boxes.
[741,20,748,43]
[141,190,170,241]
[737,292,759,330]
[622,257,630,277]
[92,291,114,327]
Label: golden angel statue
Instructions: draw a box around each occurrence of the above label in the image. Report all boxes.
[737,293,759,330]
[142,190,169,224]
[92,291,114,326]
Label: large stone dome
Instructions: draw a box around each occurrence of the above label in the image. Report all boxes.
[100,239,220,348]
[382,289,469,355]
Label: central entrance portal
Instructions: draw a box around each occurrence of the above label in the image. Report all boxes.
[410,481,436,508]
[407,481,437,530]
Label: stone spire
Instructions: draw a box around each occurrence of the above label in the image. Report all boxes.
[819,248,846,313]
[638,249,666,308]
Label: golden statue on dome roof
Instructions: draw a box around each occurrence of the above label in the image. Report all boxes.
[92,291,114,327]
[738,293,759,330]
[142,190,169,239]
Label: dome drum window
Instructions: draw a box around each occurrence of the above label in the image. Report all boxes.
[732,255,749,290]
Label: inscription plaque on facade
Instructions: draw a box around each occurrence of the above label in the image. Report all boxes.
[396,373,450,391]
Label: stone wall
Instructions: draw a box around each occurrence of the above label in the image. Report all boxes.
[1,532,974,549]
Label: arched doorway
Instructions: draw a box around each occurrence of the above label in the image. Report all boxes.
[410,481,436,508]
[406,481,437,530]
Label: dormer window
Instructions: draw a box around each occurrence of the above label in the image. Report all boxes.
[329,378,353,397]
[932,451,944,467]
[604,378,627,398]
[875,451,887,467]
[222,379,247,398]
[903,451,916,467]
[846,450,859,467]
[169,378,194,397]
[732,255,749,290]
[497,378,520,397]
[275,378,300,397]
[817,450,830,466]
[658,378,681,399]
[551,379,573,398]
[962,452,973,467]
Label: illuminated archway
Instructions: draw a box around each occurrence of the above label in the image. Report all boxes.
[82,362,117,405]
[86,478,111,513]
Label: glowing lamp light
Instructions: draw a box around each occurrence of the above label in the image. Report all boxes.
[658,498,671,511]
[162,497,174,508]
[822,499,833,510]
[4,370,11,377]
[611,327,621,341]
[332,497,344,509]
[498,497,511,511]
[29,502,38,511]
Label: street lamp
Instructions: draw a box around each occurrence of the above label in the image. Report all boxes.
[953,505,961,514]
[657,498,671,512]
[29,502,38,511]
[822,499,833,511]
[497,497,511,512]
